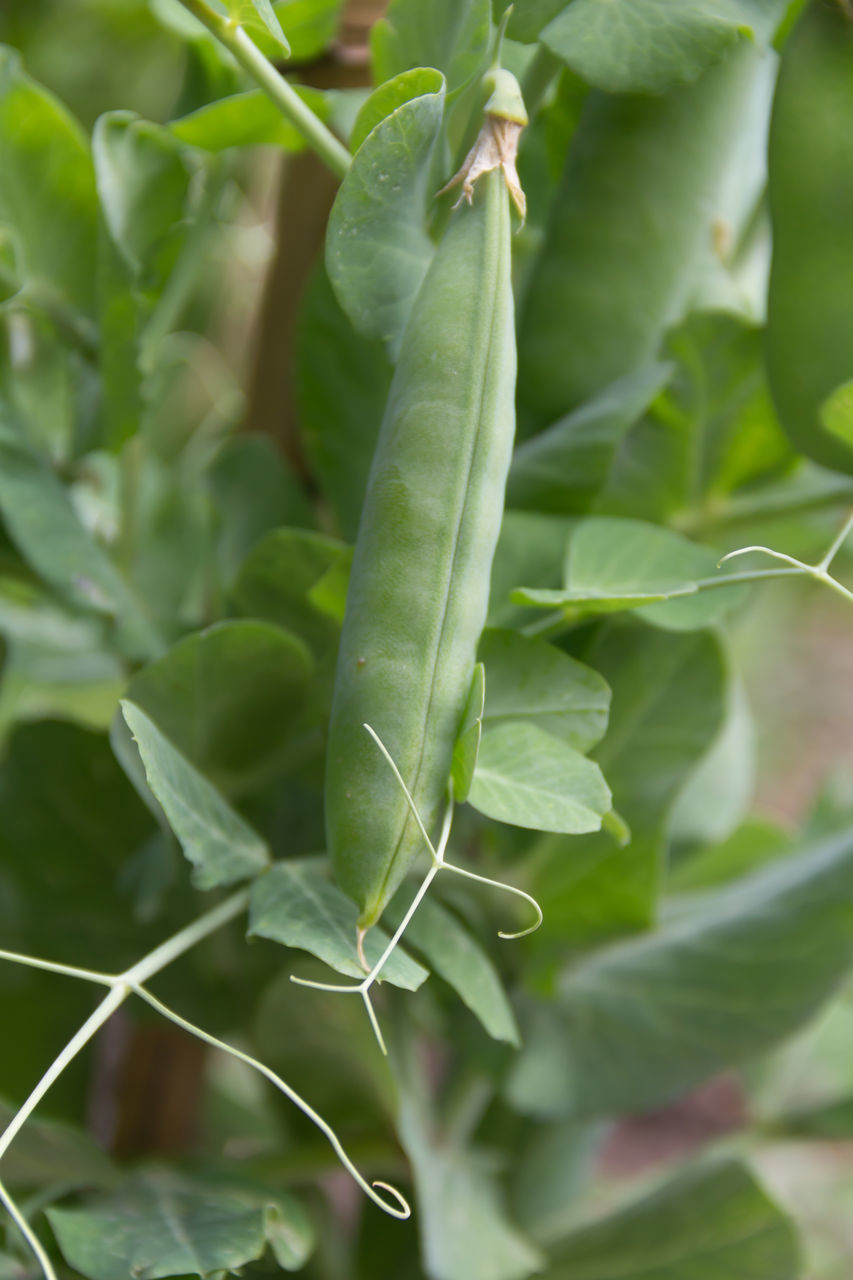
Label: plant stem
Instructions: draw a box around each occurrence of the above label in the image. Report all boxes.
[121,887,250,986]
[177,0,351,180]
[0,890,249,1164]
[0,986,127,1164]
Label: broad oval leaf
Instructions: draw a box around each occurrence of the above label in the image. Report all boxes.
[371,0,491,98]
[507,364,672,515]
[542,0,789,94]
[326,71,445,356]
[528,625,728,944]
[510,823,853,1119]
[171,87,329,152]
[385,888,519,1044]
[47,1172,314,1280]
[125,620,314,794]
[479,628,610,753]
[351,66,444,154]
[547,1159,799,1280]
[0,427,159,659]
[468,722,611,834]
[122,700,269,889]
[514,517,748,630]
[0,46,97,312]
[249,859,428,990]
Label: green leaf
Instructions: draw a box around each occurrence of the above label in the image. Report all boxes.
[274,0,344,62]
[451,662,485,804]
[546,1159,799,1280]
[821,377,853,448]
[122,700,269,889]
[487,512,577,630]
[669,677,755,847]
[371,0,491,97]
[479,629,610,753]
[528,626,727,944]
[507,365,672,515]
[231,527,346,661]
[296,260,392,540]
[248,859,428,990]
[93,111,217,447]
[47,1172,313,1280]
[326,71,445,356]
[0,1099,114,1190]
[94,111,211,281]
[511,823,853,1119]
[171,86,328,151]
[224,0,290,54]
[393,1041,541,1280]
[668,818,793,894]
[514,517,748,630]
[599,315,792,525]
[541,0,789,94]
[468,722,611,834]
[125,621,314,794]
[351,66,445,153]
[0,428,158,658]
[0,719,157,970]
[0,47,97,313]
[504,0,572,44]
[385,889,518,1044]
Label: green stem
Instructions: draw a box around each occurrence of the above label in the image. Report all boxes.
[177,0,351,179]
[0,891,249,1163]
[0,986,127,1165]
[121,888,250,986]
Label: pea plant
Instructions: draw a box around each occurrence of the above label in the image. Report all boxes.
[1,0,853,1277]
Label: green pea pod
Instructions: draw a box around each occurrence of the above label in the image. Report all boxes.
[516,44,765,432]
[326,127,517,929]
[766,0,853,474]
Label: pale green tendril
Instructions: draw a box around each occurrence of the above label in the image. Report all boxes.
[0,887,410,1273]
[718,509,853,605]
[291,722,542,1054]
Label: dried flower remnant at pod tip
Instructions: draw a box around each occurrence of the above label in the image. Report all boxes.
[439,68,528,222]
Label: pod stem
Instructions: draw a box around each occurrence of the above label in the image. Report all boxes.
[175,0,351,179]
[296,723,542,1054]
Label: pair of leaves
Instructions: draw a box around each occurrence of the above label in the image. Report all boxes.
[514,516,747,630]
[461,629,612,836]
[47,1171,314,1279]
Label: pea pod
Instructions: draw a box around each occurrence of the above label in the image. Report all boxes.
[766,0,853,474]
[325,90,520,930]
[516,44,765,432]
